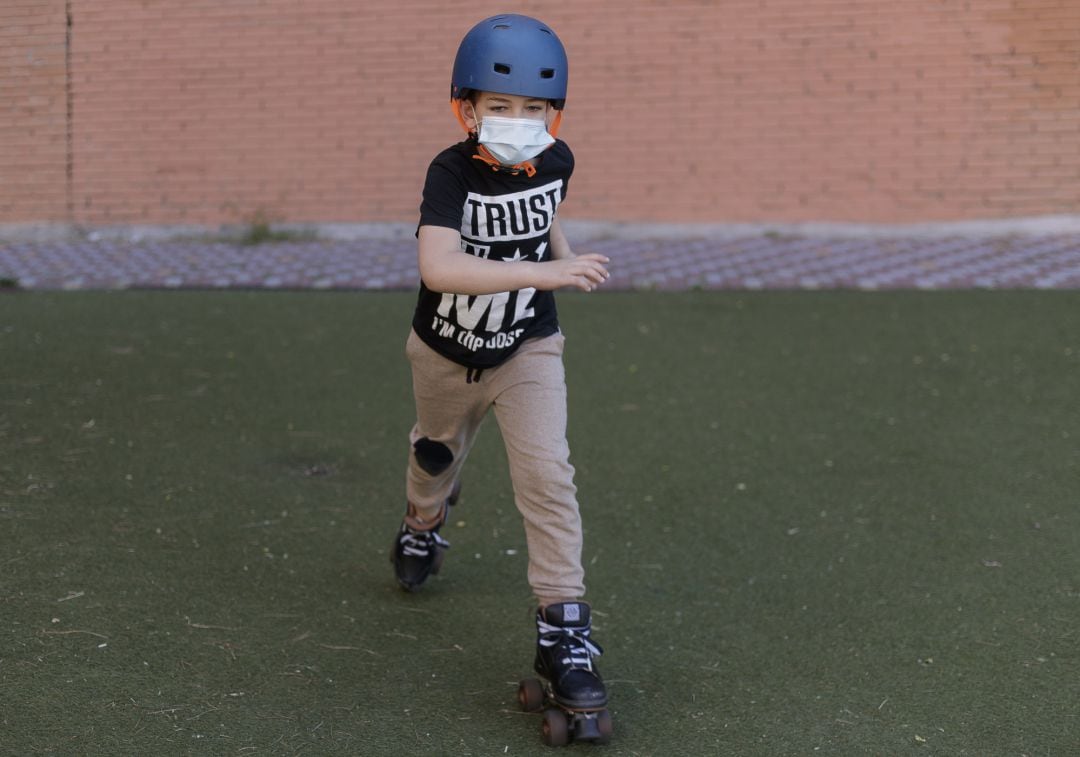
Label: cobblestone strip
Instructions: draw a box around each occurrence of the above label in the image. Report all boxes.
[1,235,1079,291]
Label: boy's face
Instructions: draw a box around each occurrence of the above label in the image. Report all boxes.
[462,91,552,132]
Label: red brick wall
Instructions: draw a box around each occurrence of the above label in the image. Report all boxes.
[3,0,1079,225]
[1,0,69,221]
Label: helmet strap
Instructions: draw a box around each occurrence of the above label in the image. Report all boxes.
[548,110,563,139]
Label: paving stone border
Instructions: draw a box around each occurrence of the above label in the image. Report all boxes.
[2,221,1079,291]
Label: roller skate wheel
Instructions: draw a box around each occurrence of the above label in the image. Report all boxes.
[518,678,544,713]
[542,708,570,747]
[596,708,614,742]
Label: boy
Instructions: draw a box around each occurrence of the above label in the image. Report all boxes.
[391,13,612,727]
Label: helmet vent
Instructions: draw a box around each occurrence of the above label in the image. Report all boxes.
[540,68,555,79]
[493,63,512,75]
[493,23,511,30]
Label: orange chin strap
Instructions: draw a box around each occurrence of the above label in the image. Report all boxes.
[449,100,563,179]
[472,144,537,177]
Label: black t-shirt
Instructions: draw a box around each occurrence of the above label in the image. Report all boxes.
[412,138,574,370]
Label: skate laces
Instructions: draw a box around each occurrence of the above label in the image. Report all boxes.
[398,526,449,558]
[538,620,603,671]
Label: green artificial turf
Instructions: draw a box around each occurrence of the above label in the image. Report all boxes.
[1,290,1078,755]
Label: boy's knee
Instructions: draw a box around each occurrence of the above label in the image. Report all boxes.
[413,437,454,476]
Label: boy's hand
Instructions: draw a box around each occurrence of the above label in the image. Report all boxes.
[536,253,611,292]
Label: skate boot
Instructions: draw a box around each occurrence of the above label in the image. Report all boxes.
[517,601,612,745]
[534,602,608,710]
[391,481,460,592]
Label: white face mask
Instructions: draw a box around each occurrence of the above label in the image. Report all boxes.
[476,115,555,166]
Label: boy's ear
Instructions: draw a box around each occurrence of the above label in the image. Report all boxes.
[450,99,479,135]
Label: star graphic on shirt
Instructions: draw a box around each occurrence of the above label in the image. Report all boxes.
[504,241,548,262]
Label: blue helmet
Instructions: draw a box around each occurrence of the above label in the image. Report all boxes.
[451,14,568,110]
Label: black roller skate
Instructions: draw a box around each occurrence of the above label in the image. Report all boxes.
[517,602,612,746]
[391,481,460,592]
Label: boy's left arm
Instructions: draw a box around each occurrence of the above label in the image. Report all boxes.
[549,218,575,260]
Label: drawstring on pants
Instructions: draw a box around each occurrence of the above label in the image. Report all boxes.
[465,367,485,384]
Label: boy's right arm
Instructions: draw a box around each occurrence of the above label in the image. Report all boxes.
[418,225,610,295]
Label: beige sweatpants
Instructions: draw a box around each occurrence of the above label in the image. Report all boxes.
[405,328,585,605]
